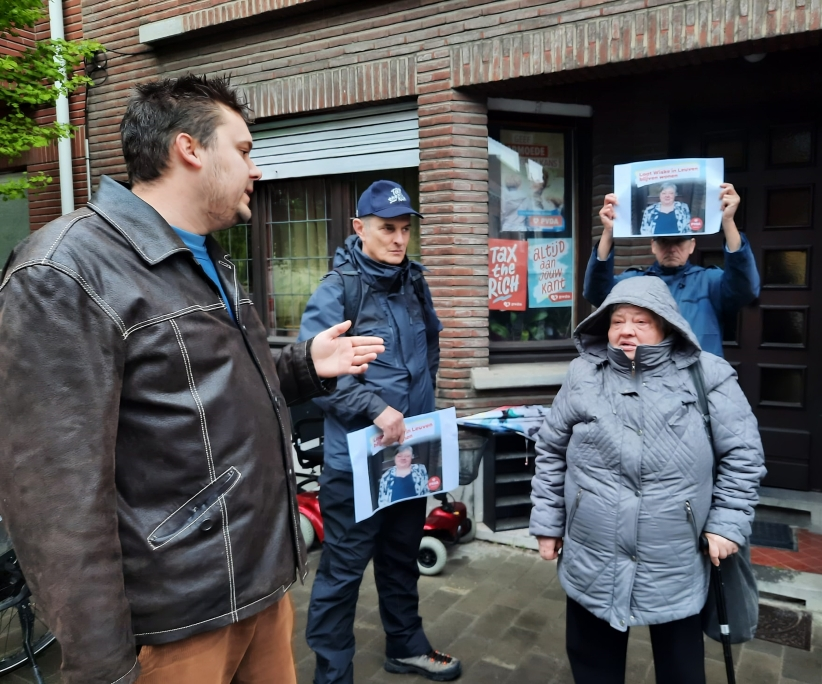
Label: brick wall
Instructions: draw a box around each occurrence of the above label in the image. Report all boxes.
[80,0,819,411]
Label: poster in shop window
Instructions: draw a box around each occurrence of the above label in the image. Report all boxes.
[347,408,459,522]
[528,238,574,308]
[612,158,724,238]
[488,238,527,311]
[497,130,566,233]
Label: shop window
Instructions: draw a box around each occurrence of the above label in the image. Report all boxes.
[487,126,576,351]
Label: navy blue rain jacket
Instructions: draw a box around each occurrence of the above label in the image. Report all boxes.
[298,235,442,471]
[583,234,760,356]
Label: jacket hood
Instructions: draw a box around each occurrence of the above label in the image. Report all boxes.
[574,276,701,367]
[333,234,416,291]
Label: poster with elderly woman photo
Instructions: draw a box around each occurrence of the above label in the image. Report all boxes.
[612,158,725,238]
[347,407,459,522]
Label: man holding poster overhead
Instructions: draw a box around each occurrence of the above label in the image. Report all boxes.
[298,181,461,684]
[583,182,759,357]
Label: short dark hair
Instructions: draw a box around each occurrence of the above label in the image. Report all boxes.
[120,74,253,184]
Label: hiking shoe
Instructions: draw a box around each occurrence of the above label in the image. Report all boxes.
[384,650,462,681]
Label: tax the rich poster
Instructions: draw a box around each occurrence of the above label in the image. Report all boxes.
[488,238,527,311]
[528,238,574,308]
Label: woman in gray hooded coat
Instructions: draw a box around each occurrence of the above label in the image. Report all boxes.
[530,276,765,684]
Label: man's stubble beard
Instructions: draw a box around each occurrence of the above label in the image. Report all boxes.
[204,162,246,232]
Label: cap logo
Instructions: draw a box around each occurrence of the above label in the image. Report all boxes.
[387,188,407,204]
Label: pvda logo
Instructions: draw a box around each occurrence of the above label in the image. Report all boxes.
[387,188,407,204]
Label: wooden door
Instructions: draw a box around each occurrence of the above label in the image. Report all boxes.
[674,106,822,491]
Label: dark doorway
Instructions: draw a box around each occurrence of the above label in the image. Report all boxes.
[674,92,822,491]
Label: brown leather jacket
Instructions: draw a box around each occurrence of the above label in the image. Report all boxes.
[0,177,331,683]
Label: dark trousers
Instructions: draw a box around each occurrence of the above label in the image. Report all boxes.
[306,466,431,684]
[565,597,706,684]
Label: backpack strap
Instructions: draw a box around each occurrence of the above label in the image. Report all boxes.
[411,269,440,374]
[323,267,368,334]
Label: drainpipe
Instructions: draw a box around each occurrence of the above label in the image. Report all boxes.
[48,0,74,214]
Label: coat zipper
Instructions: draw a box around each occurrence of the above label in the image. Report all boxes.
[685,500,699,551]
[567,489,584,533]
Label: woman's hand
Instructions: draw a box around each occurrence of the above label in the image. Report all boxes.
[310,321,385,378]
[537,536,563,561]
[703,532,739,567]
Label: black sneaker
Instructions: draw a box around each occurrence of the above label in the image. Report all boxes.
[384,650,462,681]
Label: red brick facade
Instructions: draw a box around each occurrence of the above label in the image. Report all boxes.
[77,0,819,412]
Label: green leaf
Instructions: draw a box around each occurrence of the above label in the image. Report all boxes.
[0,2,105,190]
[0,171,51,202]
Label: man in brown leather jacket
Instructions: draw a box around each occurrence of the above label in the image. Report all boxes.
[0,75,383,684]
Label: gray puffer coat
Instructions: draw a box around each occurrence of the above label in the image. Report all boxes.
[530,276,765,631]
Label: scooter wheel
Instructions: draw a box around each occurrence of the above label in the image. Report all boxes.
[457,519,476,544]
[299,513,316,550]
[418,536,448,576]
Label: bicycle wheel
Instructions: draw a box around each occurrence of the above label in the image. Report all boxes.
[0,526,56,674]
[0,601,56,675]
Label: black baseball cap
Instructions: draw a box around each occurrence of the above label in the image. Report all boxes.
[356,180,422,219]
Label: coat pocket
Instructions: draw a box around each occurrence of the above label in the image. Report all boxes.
[566,489,585,537]
[148,467,242,550]
[685,500,700,553]
[667,399,698,440]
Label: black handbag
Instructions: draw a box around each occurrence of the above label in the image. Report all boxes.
[689,361,759,644]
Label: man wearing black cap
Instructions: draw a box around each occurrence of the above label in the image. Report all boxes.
[298,181,460,683]
[583,184,760,357]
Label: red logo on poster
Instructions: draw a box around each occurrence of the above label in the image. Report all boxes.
[689,218,704,232]
[428,476,442,492]
[488,239,527,311]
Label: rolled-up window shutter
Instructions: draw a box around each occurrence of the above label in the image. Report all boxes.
[251,101,419,180]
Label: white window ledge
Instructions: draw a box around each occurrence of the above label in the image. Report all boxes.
[470,362,570,391]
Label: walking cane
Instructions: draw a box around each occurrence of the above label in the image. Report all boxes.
[712,560,736,684]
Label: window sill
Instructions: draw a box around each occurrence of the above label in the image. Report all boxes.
[471,362,570,391]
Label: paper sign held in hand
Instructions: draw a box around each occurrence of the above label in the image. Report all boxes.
[347,408,459,522]
[612,158,724,238]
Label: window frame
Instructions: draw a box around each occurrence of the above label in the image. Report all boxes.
[486,113,592,363]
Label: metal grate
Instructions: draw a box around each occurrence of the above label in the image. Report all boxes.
[750,521,797,551]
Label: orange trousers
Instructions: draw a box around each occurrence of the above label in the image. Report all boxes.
[136,595,296,684]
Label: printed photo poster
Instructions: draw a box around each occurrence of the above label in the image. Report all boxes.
[612,158,724,238]
[498,130,566,233]
[488,238,527,311]
[347,408,459,522]
[528,238,574,308]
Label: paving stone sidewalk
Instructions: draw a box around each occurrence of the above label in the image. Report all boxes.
[7,541,822,683]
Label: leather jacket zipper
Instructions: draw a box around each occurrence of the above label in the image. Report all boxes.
[685,500,699,551]
[230,264,304,576]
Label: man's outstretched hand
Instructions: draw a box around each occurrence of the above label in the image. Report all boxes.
[311,321,385,378]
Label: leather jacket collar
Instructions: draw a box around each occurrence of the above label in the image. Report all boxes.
[87,176,189,266]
